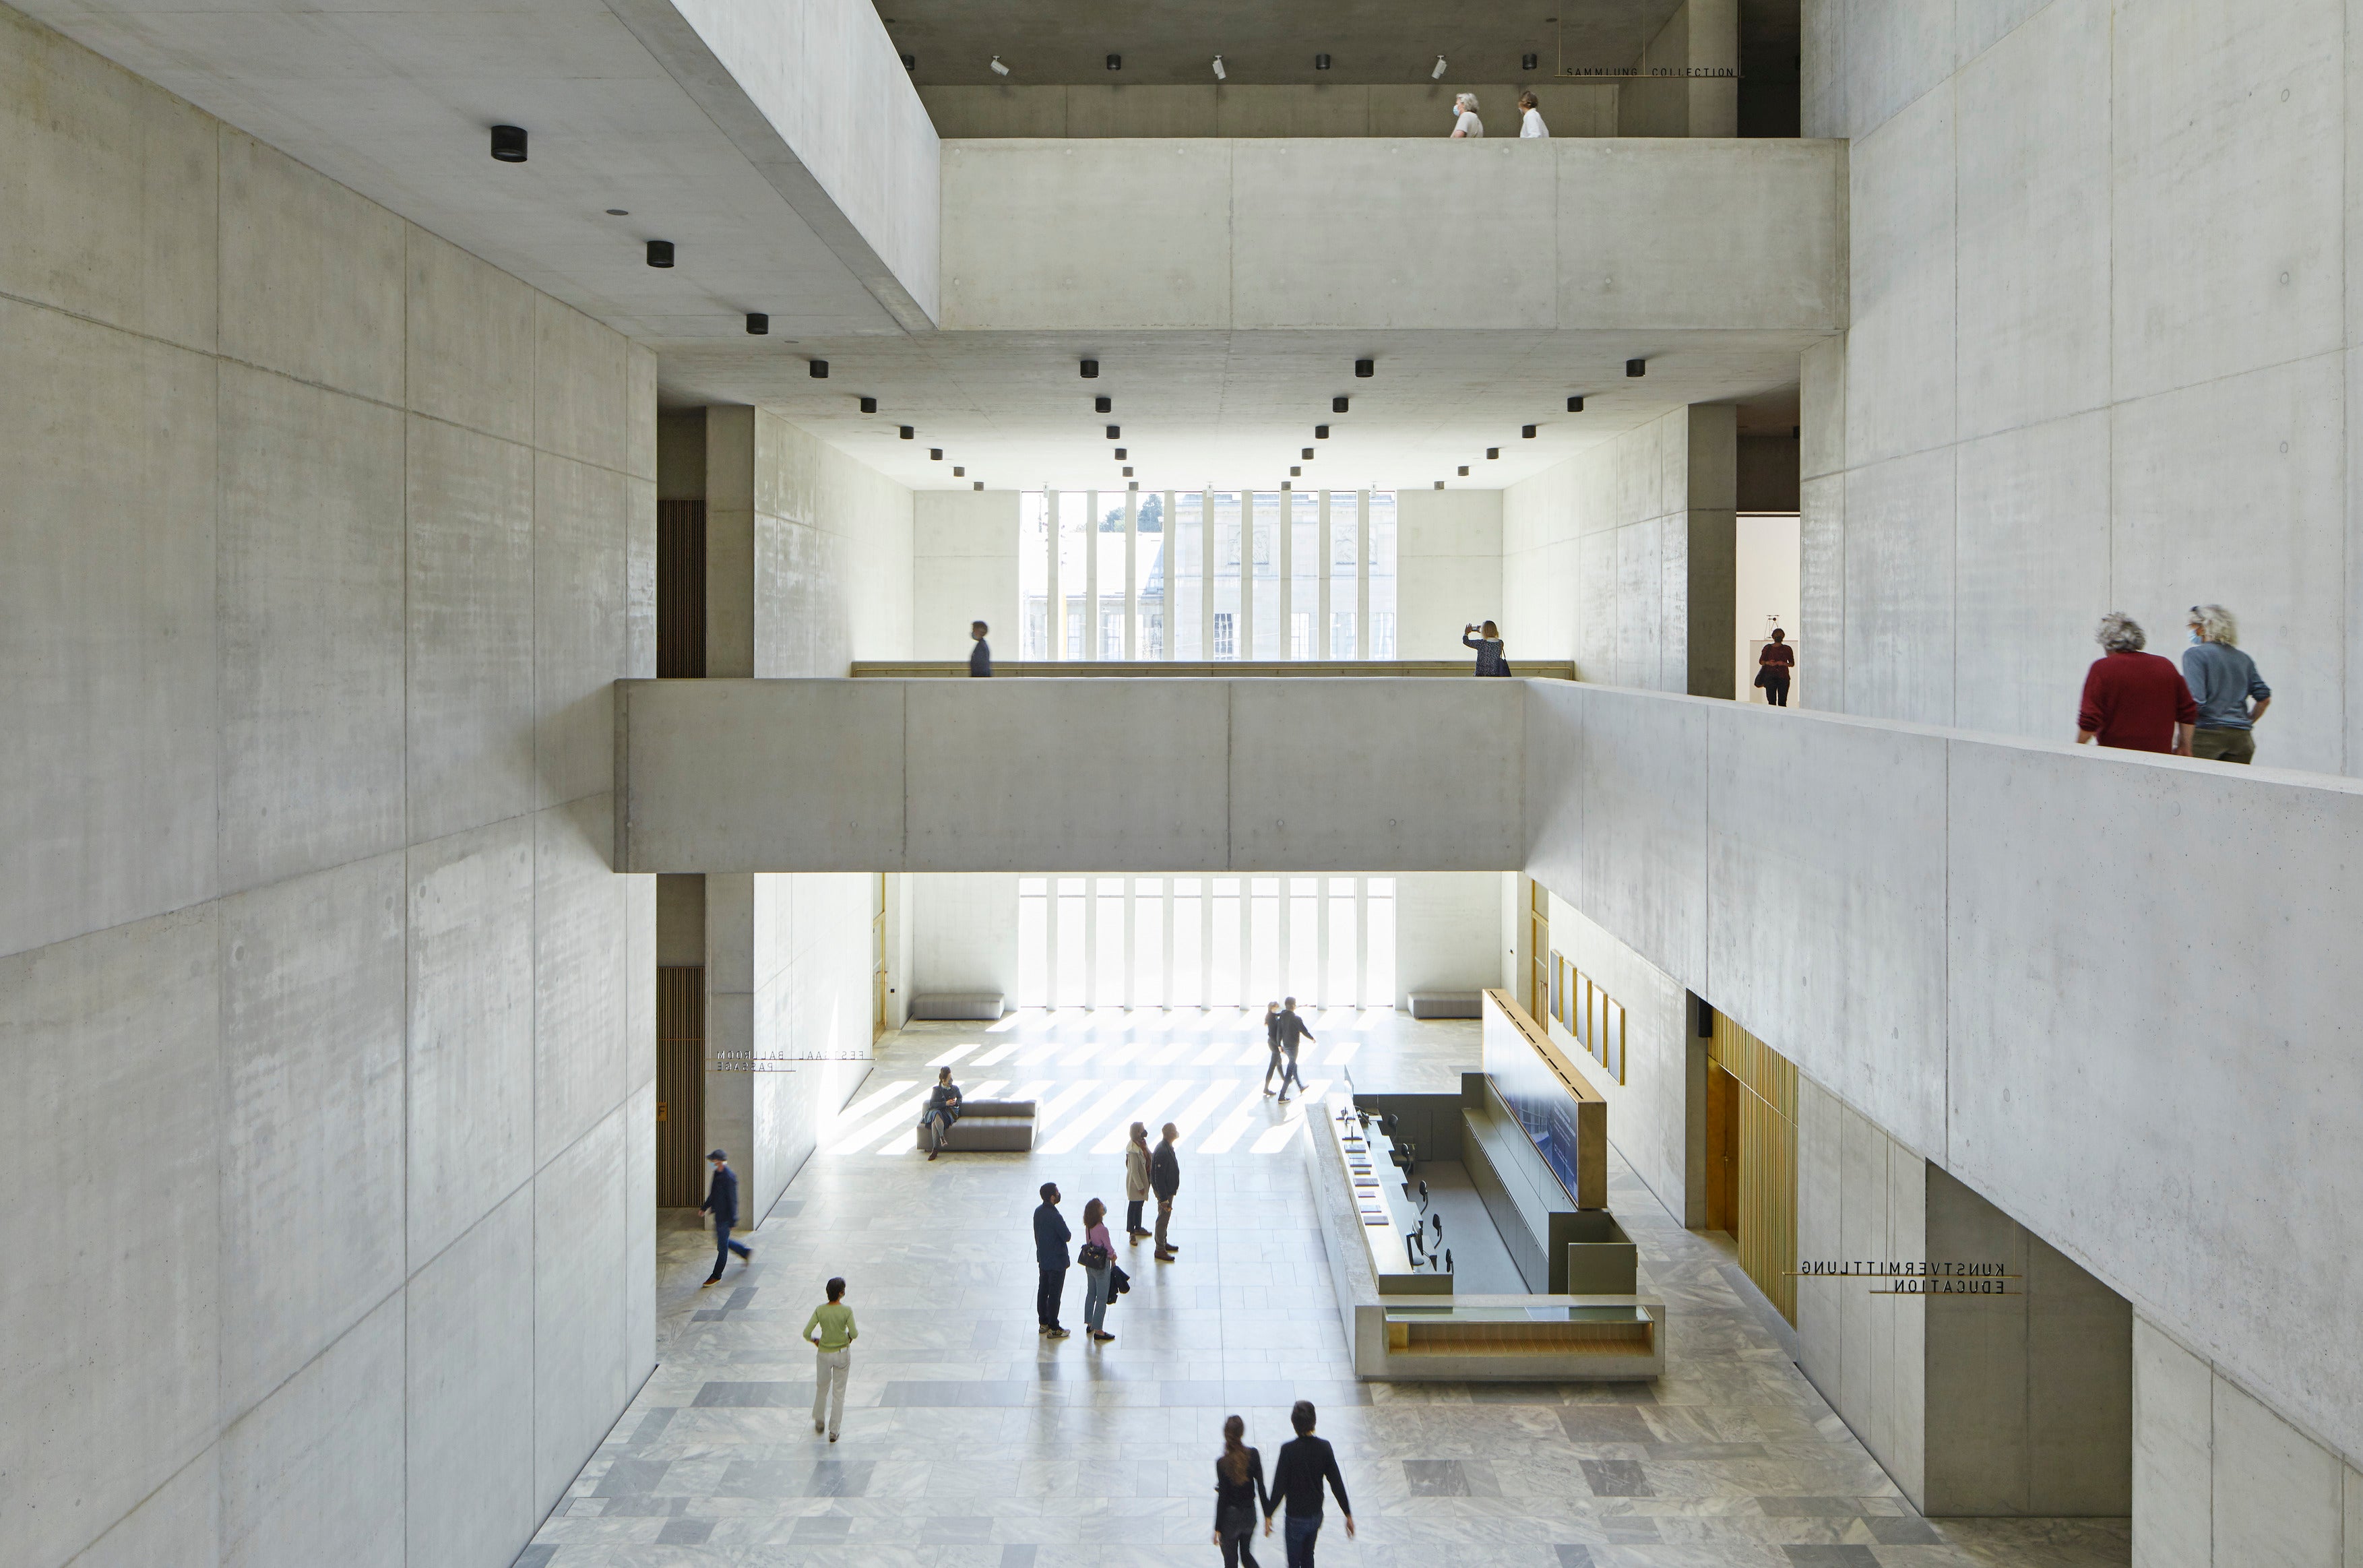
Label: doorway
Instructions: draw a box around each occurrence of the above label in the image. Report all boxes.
[1706,1009,1798,1323]
[1734,512,1801,705]
[656,966,706,1206]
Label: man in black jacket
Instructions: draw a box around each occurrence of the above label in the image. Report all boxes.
[1150,1122,1182,1261]
[969,620,993,676]
[1274,997,1315,1103]
[701,1149,754,1286]
[1264,1400,1352,1565]
[1033,1181,1071,1338]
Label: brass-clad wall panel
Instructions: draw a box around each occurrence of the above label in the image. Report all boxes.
[1711,1011,1798,1323]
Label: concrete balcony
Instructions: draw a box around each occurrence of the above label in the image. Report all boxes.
[939,136,1847,335]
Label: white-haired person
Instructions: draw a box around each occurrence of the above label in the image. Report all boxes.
[2076,612,2195,756]
[2181,604,2271,765]
[1450,92,1484,137]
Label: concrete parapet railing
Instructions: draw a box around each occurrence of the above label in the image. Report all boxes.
[850,660,1576,679]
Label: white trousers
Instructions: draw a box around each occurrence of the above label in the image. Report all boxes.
[811,1346,850,1436]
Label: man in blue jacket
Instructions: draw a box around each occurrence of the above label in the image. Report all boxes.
[1034,1181,1071,1338]
[701,1149,754,1286]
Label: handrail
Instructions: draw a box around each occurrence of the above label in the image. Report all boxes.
[850,660,1578,679]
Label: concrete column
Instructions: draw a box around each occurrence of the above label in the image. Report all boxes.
[704,408,757,679]
[1684,404,1738,699]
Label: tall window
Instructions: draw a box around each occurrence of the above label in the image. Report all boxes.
[1290,612,1311,660]
[1213,611,1235,658]
[1020,494,1050,658]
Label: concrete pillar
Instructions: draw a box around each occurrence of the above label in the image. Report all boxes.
[1684,404,1738,699]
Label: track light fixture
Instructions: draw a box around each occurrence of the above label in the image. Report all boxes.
[1333,397,1349,413]
[490,125,528,162]
[1080,359,1099,379]
[1522,424,1536,438]
[989,55,1009,75]
[1106,53,1121,71]
[1627,357,1647,377]
[1568,396,1584,412]
[645,239,674,268]
[808,359,827,378]
[1315,53,1331,70]
[1094,396,1112,413]
[900,425,914,439]
[745,313,768,335]
[1432,56,1449,80]
[1212,55,1226,80]
[1315,425,1329,439]
[1354,358,1373,377]
[860,396,877,413]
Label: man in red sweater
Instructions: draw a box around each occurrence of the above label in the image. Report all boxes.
[2077,612,2196,755]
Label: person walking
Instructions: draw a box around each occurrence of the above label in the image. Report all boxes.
[1263,1400,1353,1567]
[1212,1414,1273,1568]
[1755,627,1794,706]
[1449,92,1484,137]
[1517,90,1550,137]
[2182,604,2271,764]
[1124,1122,1154,1241]
[969,619,993,677]
[1273,997,1313,1104]
[802,1276,856,1442]
[1034,1181,1073,1338]
[2077,613,2196,755]
[1462,620,1511,676]
[1261,1001,1286,1097]
[1151,1123,1183,1262]
[700,1149,753,1286]
[1079,1198,1116,1342]
[920,1065,962,1159]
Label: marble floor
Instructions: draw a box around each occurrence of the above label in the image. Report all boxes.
[519,1008,2129,1567]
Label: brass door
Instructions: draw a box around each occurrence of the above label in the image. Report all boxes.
[1707,1012,1798,1323]
[656,966,706,1206]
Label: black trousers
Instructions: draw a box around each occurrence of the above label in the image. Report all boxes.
[1763,673,1790,707]
[1125,1199,1145,1233]
[1220,1525,1261,1568]
[1037,1264,1067,1328]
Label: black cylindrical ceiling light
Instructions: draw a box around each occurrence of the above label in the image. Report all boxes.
[1568,396,1585,412]
[1522,52,1539,71]
[1290,466,1302,476]
[1124,466,1135,477]
[974,481,984,491]
[1627,357,1647,377]
[1434,480,1445,489]
[1333,396,1349,413]
[930,448,943,460]
[1315,425,1329,439]
[1354,358,1374,377]
[860,396,878,413]
[1114,447,1127,459]
[645,239,674,268]
[901,53,916,70]
[1128,480,1139,490]
[900,425,914,439]
[1302,448,1314,460]
[1105,424,1120,439]
[1282,480,1292,490]
[1315,53,1331,70]
[1094,396,1112,413]
[1522,424,1537,438]
[808,359,828,378]
[1080,358,1100,379]
[953,466,965,476]
[1106,53,1121,70]
[1457,466,1470,476]
[490,124,528,162]
[745,313,768,335]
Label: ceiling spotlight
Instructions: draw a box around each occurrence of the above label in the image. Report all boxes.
[1457,466,1469,476]
[1105,425,1120,439]
[1106,53,1121,71]
[1290,466,1301,476]
[808,359,827,378]
[1212,55,1226,80]
[604,208,627,216]
[1486,447,1499,459]
[1522,424,1536,438]
[1302,448,1314,460]
[1354,358,1373,378]
[1315,53,1331,70]
[1114,447,1127,459]
[1081,359,1099,379]
[490,124,528,163]
[1434,480,1445,489]
[1315,425,1329,439]
[1333,396,1349,413]
[1522,52,1539,71]
[1128,480,1139,491]
[645,239,674,268]
[900,425,915,439]
[1094,395,1112,413]
[860,396,878,413]
[745,312,768,335]
[1123,466,1135,477]
[1627,357,1647,377]
[901,53,916,71]
[990,55,1009,76]
[930,448,943,460]
[974,481,984,491]
[1432,56,1449,80]
[1568,396,1584,412]
[953,466,965,476]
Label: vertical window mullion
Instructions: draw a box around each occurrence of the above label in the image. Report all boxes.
[1318,491,1333,661]
[1278,487,1293,661]
[1123,491,1138,660]
[1084,493,1102,662]
[1355,491,1371,660]
[1046,489,1062,663]
[1356,877,1369,1008]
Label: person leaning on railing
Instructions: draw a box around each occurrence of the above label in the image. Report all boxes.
[1463,621,1511,677]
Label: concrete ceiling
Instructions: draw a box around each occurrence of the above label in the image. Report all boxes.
[658,327,1816,492]
[877,1,1687,88]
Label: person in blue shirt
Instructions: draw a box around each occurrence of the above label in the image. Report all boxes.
[701,1149,753,1286]
[1034,1181,1072,1338]
[970,620,993,676]
[2182,604,2272,765]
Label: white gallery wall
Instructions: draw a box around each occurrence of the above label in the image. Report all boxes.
[914,489,1019,660]
[0,11,654,1567]
[1395,489,1503,660]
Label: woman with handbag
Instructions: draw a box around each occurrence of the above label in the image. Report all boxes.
[1211,1414,1271,1567]
[1079,1198,1116,1342]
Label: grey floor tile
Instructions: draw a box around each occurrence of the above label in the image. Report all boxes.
[653,1518,714,1545]
[1581,1459,1654,1497]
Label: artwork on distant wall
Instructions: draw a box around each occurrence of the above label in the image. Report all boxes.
[1546,950,1625,1086]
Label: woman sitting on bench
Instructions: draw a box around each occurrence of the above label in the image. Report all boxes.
[920,1067,962,1160]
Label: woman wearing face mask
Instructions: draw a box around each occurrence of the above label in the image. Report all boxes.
[1449,92,1484,138]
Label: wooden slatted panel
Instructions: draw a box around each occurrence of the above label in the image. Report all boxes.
[1710,1011,1798,1323]
[657,499,705,678]
[656,966,705,1207]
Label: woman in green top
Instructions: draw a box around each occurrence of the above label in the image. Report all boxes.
[805,1276,857,1441]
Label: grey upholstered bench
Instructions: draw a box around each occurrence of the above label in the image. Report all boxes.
[918,1099,1038,1153]
[1408,991,1482,1019]
[909,993,1007,1021]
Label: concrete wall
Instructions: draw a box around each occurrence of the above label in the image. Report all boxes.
[0,12,655,1567]
[939,136,1847,333]
[920,82,1620,139]
[1522,676,2363,1483]
[1542,893,1697,1223]
[1501,404,1737,692]
[1393,873,1504,1010]
[1618,0,1740,137]
[1396,489,1503,661]
[2133,1317,2363,1568]
[1800,0,2357,776]
[911,872,1023,1001]
[915,489,1018,660]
